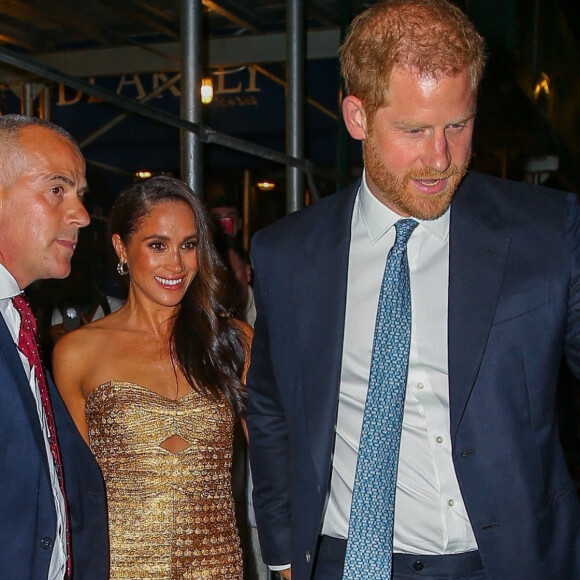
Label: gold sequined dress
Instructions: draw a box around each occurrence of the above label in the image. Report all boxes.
[85,381,243,580]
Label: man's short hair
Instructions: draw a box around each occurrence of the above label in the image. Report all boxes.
[0,114,81,188]
[209,194,240,213]
[339,0,486,123]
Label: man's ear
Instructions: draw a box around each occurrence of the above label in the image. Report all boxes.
[342,95,368,141]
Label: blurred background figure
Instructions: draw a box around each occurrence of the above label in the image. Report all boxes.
[214,230,269,580]
[214,233,256,327]
[210,194,243,239]
[38,243,124,363]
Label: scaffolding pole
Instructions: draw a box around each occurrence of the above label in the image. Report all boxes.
[286,0,305,213]
[181,0,204,195]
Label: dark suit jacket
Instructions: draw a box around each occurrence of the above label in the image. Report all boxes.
[0,316,109,579]
[246,171,580,579]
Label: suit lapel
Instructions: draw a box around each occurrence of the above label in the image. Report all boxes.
[0,314,51,466]
[288,175,509,474]
[448,188,510,438]
[294,184,358,485]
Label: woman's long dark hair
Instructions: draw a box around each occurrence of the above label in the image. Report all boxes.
[109,175,247,419]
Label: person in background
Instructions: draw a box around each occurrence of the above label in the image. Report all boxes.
[246,1,580,579]
[0,113,108,579]
[210,193,243,238]
[214,231,270,580]
[49,287,123,340]
[31,243,125,368]
[53,175,252,579]
[214,233,256,327]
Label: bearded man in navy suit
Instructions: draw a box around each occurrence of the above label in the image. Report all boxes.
[0,114,109,579]
[246,1,580,579]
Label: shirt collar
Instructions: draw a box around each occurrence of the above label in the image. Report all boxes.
[0,262,23,300]
[359,170,450,245]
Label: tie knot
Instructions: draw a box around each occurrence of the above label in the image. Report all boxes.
[12,293,33,318]
[394,219,418,248]
[12,293,40,343]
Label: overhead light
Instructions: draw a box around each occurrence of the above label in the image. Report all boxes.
[257,180,275,191]
[533,72,550,99]
[201,77,214,104]
[136,170,152,179]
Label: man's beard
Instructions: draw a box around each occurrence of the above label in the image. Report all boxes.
[363,137,470,220]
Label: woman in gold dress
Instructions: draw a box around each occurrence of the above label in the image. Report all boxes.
[53,175,251,579]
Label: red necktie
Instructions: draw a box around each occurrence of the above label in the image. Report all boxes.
[12,293,72,579]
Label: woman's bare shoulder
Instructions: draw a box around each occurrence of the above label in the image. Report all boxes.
[52,311,132,394]
[53,312,125,364]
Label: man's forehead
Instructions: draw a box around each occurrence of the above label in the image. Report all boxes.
[212,206,238,215]
[18,128,87,194]
[21,125,82,158]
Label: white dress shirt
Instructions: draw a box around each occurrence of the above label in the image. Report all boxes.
[50,295,124,325]
[0,263,67,579]
[321,174,478,554]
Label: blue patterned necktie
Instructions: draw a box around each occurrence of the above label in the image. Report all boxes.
[343,218,418,580]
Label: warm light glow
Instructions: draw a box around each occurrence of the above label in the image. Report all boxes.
[533,72,550,99]
[136,170,152,179]
[257,181,275,191]
[201,77,214,104]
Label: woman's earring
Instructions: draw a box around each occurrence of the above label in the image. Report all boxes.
[117,261,129,276]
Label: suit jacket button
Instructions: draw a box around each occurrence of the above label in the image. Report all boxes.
[40,537,53,550]
[305,551,311,562]
[413,560,424,571]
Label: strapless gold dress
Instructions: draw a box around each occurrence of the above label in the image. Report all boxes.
[85,381,243,580]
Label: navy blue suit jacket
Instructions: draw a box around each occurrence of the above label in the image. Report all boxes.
[246,171,580,579]
[0,316,109,579]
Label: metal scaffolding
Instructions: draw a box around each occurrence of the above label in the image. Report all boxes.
[0,0,337,210]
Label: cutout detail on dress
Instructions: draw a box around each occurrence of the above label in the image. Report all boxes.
[160,434,191,454]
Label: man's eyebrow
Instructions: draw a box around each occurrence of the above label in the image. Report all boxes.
[451,112,476,124]
[50,174,74,186]
[49,174,89,195]
[48,174,75,187]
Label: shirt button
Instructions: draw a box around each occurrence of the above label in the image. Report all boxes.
[417,382,424,390]
[448,499,455,507]
[40,537,53,550]
[436,436,444,444]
